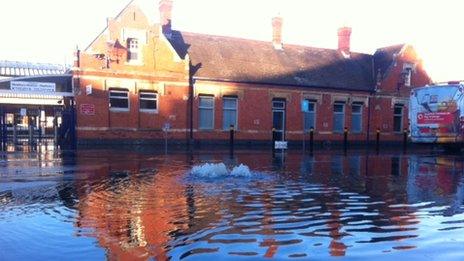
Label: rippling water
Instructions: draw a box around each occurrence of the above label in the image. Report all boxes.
[1,148,464,260]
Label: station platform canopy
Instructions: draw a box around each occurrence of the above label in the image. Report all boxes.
[0,60,73,106]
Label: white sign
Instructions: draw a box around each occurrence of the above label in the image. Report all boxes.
[10,81,56,93]
[86,84,92,95]
[275,141,288,149]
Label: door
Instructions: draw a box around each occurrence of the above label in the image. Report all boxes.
[272,99,286,141]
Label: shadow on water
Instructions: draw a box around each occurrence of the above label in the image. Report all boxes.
[1,145,464,260]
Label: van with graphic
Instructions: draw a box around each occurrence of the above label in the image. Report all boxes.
[409,82,464,143]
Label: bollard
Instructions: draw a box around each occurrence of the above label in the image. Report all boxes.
[376,128,380,152]
[343,127,348,151]
[229,124,235,157]
[13,124,17,144]
[272,128,276,155]
[29,125,33,145]
[403,128,408,151]
[309,127,314,152]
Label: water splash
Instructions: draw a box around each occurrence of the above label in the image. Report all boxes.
[190,163,252,178]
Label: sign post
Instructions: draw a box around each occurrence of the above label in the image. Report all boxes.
[163,123,171,154]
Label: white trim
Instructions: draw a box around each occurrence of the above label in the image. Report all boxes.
[222,96,238,130]
[109,88,130,111]
[139,91,158,113]
[198,95,214,130]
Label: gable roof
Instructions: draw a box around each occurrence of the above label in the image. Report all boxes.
[170,31,375,91]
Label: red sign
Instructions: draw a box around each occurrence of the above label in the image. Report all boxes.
[80,104,95,116]
[417,112,454,124]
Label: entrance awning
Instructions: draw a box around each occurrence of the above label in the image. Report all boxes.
[0,90,73,106]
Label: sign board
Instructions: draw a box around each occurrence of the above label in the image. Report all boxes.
[86,85,92,95]
[163,123,171,131]
[301,100,309,112]
[417,112,454,125]
[80,104,95,116]
[275,141,288,149]
[20,108,27,116]
[10,81,56,93]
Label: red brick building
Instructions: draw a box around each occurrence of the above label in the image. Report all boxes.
[72,0,431,146]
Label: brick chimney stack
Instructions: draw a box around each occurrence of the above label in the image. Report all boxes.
[159,0,173,38]
[272,16,283,49]
[338,27,352,54]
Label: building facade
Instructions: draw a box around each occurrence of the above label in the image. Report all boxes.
[72,0,431,146]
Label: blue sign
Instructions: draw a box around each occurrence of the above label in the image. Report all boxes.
[301,100,309,112]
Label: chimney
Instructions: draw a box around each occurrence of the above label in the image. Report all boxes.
[337,27,352,55]
[159,0,173,38]
[272,16,283,49]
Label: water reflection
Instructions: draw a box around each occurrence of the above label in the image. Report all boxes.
[1,149,464,260]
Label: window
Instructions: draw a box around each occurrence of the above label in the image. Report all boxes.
[304,100,316,131]
[222,97,237,129]
[199,96,214,129]
[139,91,158,112]
[127,38,139,61]
[351,103,363,133]
[393,105,403,132]
[333,102,345,133]
[109,88,129,110]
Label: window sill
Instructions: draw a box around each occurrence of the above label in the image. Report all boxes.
[110,108,130,113]
[139,109,159,114]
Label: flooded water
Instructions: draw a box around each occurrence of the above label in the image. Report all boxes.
[1,146,464,260]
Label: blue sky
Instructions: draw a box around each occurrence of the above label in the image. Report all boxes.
[0,0,462,82]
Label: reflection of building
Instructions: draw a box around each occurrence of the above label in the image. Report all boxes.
[73,0,431,146]
[73,151,464,259]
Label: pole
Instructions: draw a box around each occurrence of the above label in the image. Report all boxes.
[403,128,408,152]
[309,127,314,153]
[344,127,348,152]
[229,124,234,158]
[272,128,276,155]
[376,127,380,153]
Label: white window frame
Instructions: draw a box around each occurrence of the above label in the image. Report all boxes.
[222,97,238,130]
[351,103,363,133]
[139,91,158,113]
[109,88,130,112]
[393,105,403,133]
[127,38,140,63]
[304,100,316,131]
[333,102,345,133]
[199,95,214,130]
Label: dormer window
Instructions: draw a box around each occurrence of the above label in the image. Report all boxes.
[127,38,139,62]
[402,63,414,87]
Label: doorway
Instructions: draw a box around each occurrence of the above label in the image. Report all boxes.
[272,99,286,141]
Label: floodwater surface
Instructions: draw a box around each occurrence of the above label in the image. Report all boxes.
[0,146,463,260]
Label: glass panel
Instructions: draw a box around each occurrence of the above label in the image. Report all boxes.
[199,108,213,129]
[140,99,157,110]
[200,97,214,108]
[110,98,128,108]
[110,90,128,98]
[272,101,285,109]
[304,112,315,131]
[351,114,362,133]
[394,106,403,115]
[333,114,344,132]
[307,102,315,112]
[334,104,344,113]
[223,98,237,109]
[223,110,236,129]
[273,111,284,130]
[352,104,362,113]
[394,115,402,132]
[140,92,156,99]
